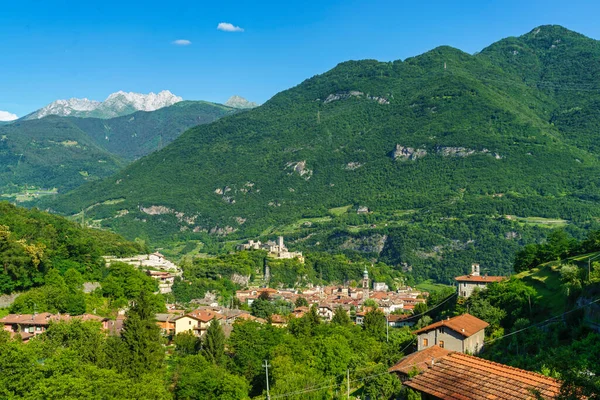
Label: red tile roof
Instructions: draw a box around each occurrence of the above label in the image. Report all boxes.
[455,274,505,283]
[0,313,106,326]
[389,345,451,375]
[387,314,412,322]
[184,310,224,323]
[270,314,286,324]
[412,314,488,338]
[404,352,561,399]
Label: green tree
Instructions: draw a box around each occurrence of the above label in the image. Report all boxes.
[174,331,201,356]
[202,319,225,365]
[363,298,379,308]
[413,302,428,316]
[251,298,276,319]
[174,354,249,400]
[362,364,402,400]
[294,297,309,307]
[331,306,351,326]
[120,290,164,378]
[363,309,387,340]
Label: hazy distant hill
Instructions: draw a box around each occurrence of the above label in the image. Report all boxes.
[224,95,259,109]
[41,25,600,281]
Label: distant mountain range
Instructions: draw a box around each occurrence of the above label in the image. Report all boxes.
[25,90,184,120]
[22,92,258,120]
[39,25,600,282]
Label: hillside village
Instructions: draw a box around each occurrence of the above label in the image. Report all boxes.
[2,208,599,398]
[4,14,600,399]
[2,255,586,399]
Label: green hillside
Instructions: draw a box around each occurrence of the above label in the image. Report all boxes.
[0,101,236,200]
[0,202,144,294]
[42,25,600,282]
[0,117,125,197]
[69,100,237,161]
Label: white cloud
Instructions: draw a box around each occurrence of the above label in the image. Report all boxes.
[0,110,18,121]
[217,22,244,32]
[172,39,192,46]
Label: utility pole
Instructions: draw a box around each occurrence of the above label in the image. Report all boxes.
[347,368,350,399]
[587,253,600,282]
[386,313,389,343]
[263,360,271,400]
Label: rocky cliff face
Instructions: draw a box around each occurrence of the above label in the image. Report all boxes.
[392,144,427,161]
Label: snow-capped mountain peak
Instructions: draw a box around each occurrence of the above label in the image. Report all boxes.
[26,90,183,120]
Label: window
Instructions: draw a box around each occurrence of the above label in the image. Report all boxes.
[189,321,192,325]
[440,327,445,334]
[423,338,428,347]
[439,340,445,348]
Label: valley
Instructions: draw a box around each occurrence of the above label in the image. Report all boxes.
[2,16,600,399]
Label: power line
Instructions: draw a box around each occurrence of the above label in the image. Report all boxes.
[259,296,600,399]
[484,296,600,345]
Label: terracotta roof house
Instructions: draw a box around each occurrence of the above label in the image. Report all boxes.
[402,351,561,399]
[455,263,505,298]
[174,310,224,337]
[155,312,183,335]
[413,313,488,354]
[235,312,266,324]
[1,313,109,338]
[389,345,451,379]
[269,314,287,328]
[387,313,415,328]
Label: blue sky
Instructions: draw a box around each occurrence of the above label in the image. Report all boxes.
[1,0,600,118]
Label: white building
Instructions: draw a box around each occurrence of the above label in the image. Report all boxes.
[238,236,304,262]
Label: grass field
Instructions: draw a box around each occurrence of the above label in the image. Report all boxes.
[515,263,566,314]
[328,205,352,216]
[510,215,569,228]
[415,279,454,293]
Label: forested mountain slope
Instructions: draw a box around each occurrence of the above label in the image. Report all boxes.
[0,101,236,198]
[42,25,600,281]
[0,202,144,294]
[69,100,237,160]
[0,117,125,194]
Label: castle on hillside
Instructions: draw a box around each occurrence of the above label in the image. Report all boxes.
[238,236,304,263]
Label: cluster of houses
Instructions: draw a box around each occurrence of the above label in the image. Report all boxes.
[104,252,181,294]
[388,313,561,399]
[237,236,304,262]
[0,312,124,342]
[381,265,560,399]
[236,267,426,319]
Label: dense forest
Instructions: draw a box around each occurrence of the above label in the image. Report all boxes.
[0,202,144,294]
[36,25,600,282]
